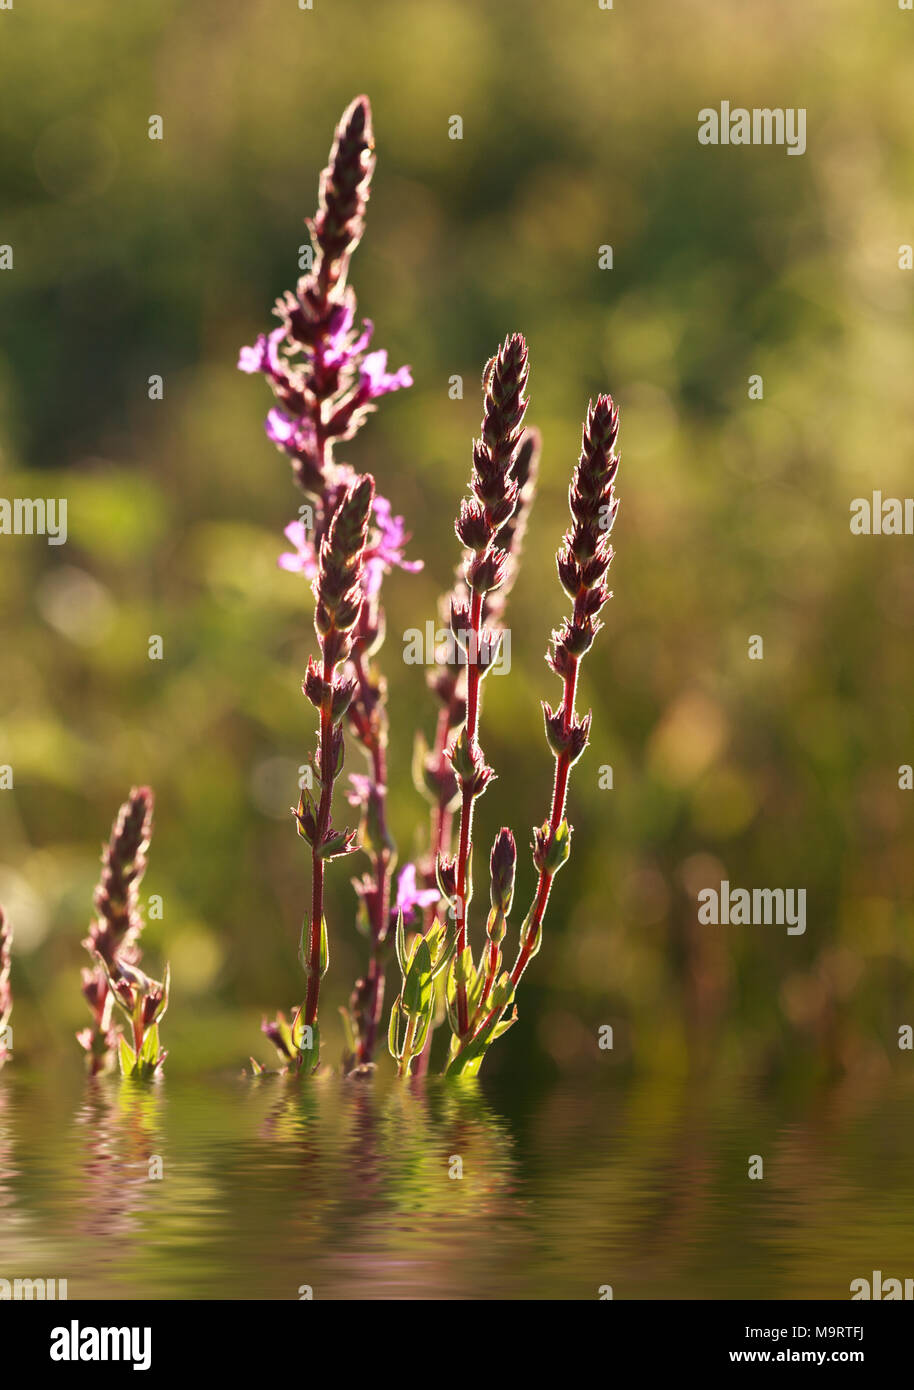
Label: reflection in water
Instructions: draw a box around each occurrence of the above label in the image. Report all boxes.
[0,1067,912,1299]
[252,1079,519,1298]
[73,1080,164,1245]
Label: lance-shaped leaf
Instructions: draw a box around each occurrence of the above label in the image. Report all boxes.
[118,1035,137,1077]
[402,936,433,1018]
[299,914,330,979]
[446,996,517,1078]
[388,993,404,1061]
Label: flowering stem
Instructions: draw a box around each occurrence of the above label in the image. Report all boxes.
[296,476,375,1055]
[305,668,334,1027]
[441,333,529,1058]
[477,394,620,1049]
[351,659,393,1064]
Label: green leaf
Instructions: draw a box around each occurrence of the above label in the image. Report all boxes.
[299,915,330,979]
[424,916,443,957]
[156,962,171,1023]
[139,1022,160,1066]
[277,1012,295,1056]
[411,1000,433,1058]
[430,933,456,982]
[304,1021,320,1071]
[453,944,475,990]
[445,1005,517,1078]
[403,937,433,1017]
[117,1035,136,1077]
[292,1009,317,1055]
[544,818,572,873]
[395,908,408,977]
[444,983,461,1037]
[518,906,543,963]
[319,913,329,979]
[388,994,404,1061]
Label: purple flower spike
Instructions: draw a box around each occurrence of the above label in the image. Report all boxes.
[239,96,425,1073]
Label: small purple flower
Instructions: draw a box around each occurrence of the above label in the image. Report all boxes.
[266,407,310,449]
[278,520,319,577]
[363,495,423,597]
[359,350,413,400]
[393,863,439,924]
[322,304,374,371]
[279,494,422,593]
[346,773,375,809]
[238,327,286,379]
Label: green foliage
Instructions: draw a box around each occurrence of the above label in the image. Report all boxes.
[388,915,453,1076]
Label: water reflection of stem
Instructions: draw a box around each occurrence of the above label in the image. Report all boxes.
[73,1079,163,1243]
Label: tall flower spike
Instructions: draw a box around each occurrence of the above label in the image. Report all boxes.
[411,362,537,1079]
[79,788,169,1078]
[516,395,620,996]
[240,98,420,1075]
[429,335,530,1062]
[0,906,12,1068]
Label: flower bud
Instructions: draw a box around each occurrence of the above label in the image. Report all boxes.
[489,828,516,914]
[455,499,490,551]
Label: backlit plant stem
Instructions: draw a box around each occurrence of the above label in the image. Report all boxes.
[510,652,580,989]
[446,334,529,1038]
[347,649,393,1063]
[295,476,375,1052]
[497,395,620,1025]
[241,96,419,1073]
[306,663,334,1027]
[453,587,485,1033]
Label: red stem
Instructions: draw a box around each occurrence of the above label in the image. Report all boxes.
[305,654,334,1026]
[469,596,585,1048]
[453,588,484,1036]
[509,652,578,989]
[304,422,333,1030]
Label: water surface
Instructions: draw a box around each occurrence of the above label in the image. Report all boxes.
[1,1070,911,1299]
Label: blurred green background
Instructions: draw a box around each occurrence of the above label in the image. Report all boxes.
[1,0,912,1087]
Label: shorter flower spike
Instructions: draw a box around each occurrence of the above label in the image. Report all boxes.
[79,788,169,1078]
[84,786,153,970]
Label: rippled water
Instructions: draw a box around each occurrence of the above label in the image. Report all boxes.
[1,1069,912,1300]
